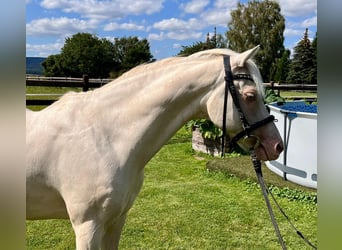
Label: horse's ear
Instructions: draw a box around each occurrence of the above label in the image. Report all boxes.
[233,45,260,67]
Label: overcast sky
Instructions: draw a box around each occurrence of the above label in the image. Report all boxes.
[26,0,317,59]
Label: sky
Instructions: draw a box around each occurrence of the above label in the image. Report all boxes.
[26,0,317,60]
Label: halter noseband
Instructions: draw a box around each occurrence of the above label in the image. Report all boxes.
[221,55,275,157]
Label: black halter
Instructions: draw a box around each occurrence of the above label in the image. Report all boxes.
[221,55,275,157]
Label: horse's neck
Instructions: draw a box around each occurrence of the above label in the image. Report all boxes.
[89,57,222,165]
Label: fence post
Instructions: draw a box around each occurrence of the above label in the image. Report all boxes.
[270,81,280,96]
[82,74,89,92]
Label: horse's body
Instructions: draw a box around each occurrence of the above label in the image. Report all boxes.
[26,46,283,249]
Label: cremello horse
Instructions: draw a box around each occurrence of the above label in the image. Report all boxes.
[26,46,283,249]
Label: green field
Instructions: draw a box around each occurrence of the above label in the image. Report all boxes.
[26,128,317,249]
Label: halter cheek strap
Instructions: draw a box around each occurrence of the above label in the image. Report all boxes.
[221,55,275,157]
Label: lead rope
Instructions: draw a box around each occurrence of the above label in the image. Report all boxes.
[251,151,317,249]
[221,64,230,157]
[250,151,287,249]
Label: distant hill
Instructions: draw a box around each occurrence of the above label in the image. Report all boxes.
[26,57,46,75]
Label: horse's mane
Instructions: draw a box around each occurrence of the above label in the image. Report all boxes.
[101,48,264,96]
[118,56,185,79]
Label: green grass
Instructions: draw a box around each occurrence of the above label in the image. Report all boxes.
[279,91,317,100]
[26,128,317,249]
[280,91,316,97]
[26,86,81,111]
[26,86,82,94]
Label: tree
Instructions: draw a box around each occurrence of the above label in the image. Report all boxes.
[310,32,317,84]
[287,28,316,84]
[226,0,285,82]
[59,33,116,78]
[111,36,153,78]
[42,54,64,77]
[178,41,208,56]
[273,49,291,82]
[42,33,153,78]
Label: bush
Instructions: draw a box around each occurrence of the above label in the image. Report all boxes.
[264,87,285,103]
[185,119,222,140]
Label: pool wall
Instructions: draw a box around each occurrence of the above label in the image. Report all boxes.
[265,101,317,189]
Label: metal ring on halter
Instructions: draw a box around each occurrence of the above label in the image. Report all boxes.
[240,135,260,152]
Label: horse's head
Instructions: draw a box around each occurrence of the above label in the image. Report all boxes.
[201,46,283,161]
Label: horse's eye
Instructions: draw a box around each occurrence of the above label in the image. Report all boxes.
[244,92,256,102]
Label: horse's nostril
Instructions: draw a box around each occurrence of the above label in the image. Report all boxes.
[275,142,284,154]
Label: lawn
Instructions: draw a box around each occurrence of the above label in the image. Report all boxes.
[279,91,317,98]
[26,128,317,249]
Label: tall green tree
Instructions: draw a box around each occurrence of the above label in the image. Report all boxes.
[226,0,285,82]
[273,49,291,82]
[310,32,317,84]
[287,29,316,84]
[111,36,153,78]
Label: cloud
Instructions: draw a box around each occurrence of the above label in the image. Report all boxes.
[279,0,317,17]
[153,17,205,31]
[178,0,236,28]
[26,17,99,36]
[148,31,202,41]
[214,0,238,9]
[26,41,64,57]
[40,0,164,20]
[150,17,205,41]
[195,0,236,27]
[284,15,316,38]
[181,0,209,14]
[301,16,317,28]
[167,31,202,40]
[284,28,303,37]
[148,32,165,41]
[104,22,146,31]
[200,8,232,27]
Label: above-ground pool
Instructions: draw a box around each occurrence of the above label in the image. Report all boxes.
[265,101,317,189]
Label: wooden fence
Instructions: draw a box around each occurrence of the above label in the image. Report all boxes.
[263,82,317,103]
[26,75,112,106]
[26,76,317,106]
